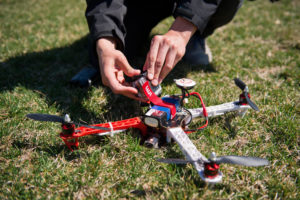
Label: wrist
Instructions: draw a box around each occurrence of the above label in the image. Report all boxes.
[96,37,117,55]
[167,16,197,45]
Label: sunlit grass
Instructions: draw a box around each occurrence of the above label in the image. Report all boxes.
[0,0,299,199]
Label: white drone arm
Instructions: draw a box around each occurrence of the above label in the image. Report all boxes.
[188,101,251,119]
[166,127,223,183]
[167,127,208,162]
[166,128,207,177]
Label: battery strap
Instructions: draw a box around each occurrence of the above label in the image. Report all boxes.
[142,81,176,119]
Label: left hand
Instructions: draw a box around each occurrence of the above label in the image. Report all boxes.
[143,17,197,86]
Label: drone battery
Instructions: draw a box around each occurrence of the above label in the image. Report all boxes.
[131,75,162,101]
[144,106,169,128]
[151,105,170,121]
[161,96,180,111]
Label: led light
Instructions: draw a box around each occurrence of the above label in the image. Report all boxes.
[144,116,159,128]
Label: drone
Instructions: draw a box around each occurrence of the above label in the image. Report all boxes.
[26,75,268,183]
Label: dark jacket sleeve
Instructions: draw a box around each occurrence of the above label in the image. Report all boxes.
[174,0,222,34]
[85,0,126,50]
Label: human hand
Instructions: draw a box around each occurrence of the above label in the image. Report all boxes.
[143,17,197,86]
[96,37,141,99]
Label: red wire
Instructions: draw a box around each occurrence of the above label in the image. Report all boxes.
[190,92,208,118]
[185,91,208,134]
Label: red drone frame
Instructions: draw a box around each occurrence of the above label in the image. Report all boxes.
[27,77,267,183]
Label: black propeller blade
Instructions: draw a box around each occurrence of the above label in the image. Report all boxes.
[26,113,110,131]
[157,156,269,167]
[234,78,259,111]
[234,78,246,91]
[26,113,65,123]
[244,94,260,111]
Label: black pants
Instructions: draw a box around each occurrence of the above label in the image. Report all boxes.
[90,0,243,68]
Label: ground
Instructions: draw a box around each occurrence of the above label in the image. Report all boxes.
[0,0,299,199]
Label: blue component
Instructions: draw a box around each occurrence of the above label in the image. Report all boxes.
[152,105,171,120]
[162,97,181,111]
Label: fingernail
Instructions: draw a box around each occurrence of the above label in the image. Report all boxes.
[148,73,153,80]
[152,79,158,86]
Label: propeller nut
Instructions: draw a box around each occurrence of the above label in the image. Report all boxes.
[209,152,217,162]
[64,114,71,123]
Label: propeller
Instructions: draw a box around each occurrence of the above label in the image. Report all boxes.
[26,113,110,131]
[213,155,269,166]
[157,155,269,167]
[234,78,259,111]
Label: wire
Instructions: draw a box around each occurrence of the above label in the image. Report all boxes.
[184,91,208,134]
[190,92,208,118]
[182,107,192,125]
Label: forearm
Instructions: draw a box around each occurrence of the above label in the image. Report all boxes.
[174,0,222,34]
[85,0,126,50]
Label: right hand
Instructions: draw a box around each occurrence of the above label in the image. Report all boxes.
[96,37,141,100]
[142,17,197,86]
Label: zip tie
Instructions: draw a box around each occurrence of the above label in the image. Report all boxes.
[109,122,114,137]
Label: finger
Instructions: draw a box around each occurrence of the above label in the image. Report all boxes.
[152,44,169,86]
[107,73,143,100]
[122,82,146,101]
[146,37,160,80]
[116,52,140,77]
[100,60,116,87]
[116,71,125,83]
[121,91,144,101]
[110,79,140,99]
[143,53,149,71]
[158,48,176,84]
[114,84,146,101]
[116,85,138,95]
[103,65,135,92]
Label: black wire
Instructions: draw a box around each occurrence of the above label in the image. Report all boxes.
[180,89,186,106]
[180,88,191,106]
[182,107,192,125]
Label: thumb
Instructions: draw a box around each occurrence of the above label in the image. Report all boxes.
[116,52,140,77]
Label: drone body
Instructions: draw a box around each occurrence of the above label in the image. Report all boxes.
[26,76,268,183]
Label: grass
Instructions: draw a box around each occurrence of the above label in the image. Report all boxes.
[0,0,299,199]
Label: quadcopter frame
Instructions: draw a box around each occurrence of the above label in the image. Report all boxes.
[27,77,266,183]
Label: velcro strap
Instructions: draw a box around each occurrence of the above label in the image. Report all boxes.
[142,81,176,119]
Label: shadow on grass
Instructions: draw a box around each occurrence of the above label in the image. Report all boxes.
[1,35,218,152]
[0,35,143,122]
[130,187,164,198]
[221,112,239,139]
[0,34,217,120]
